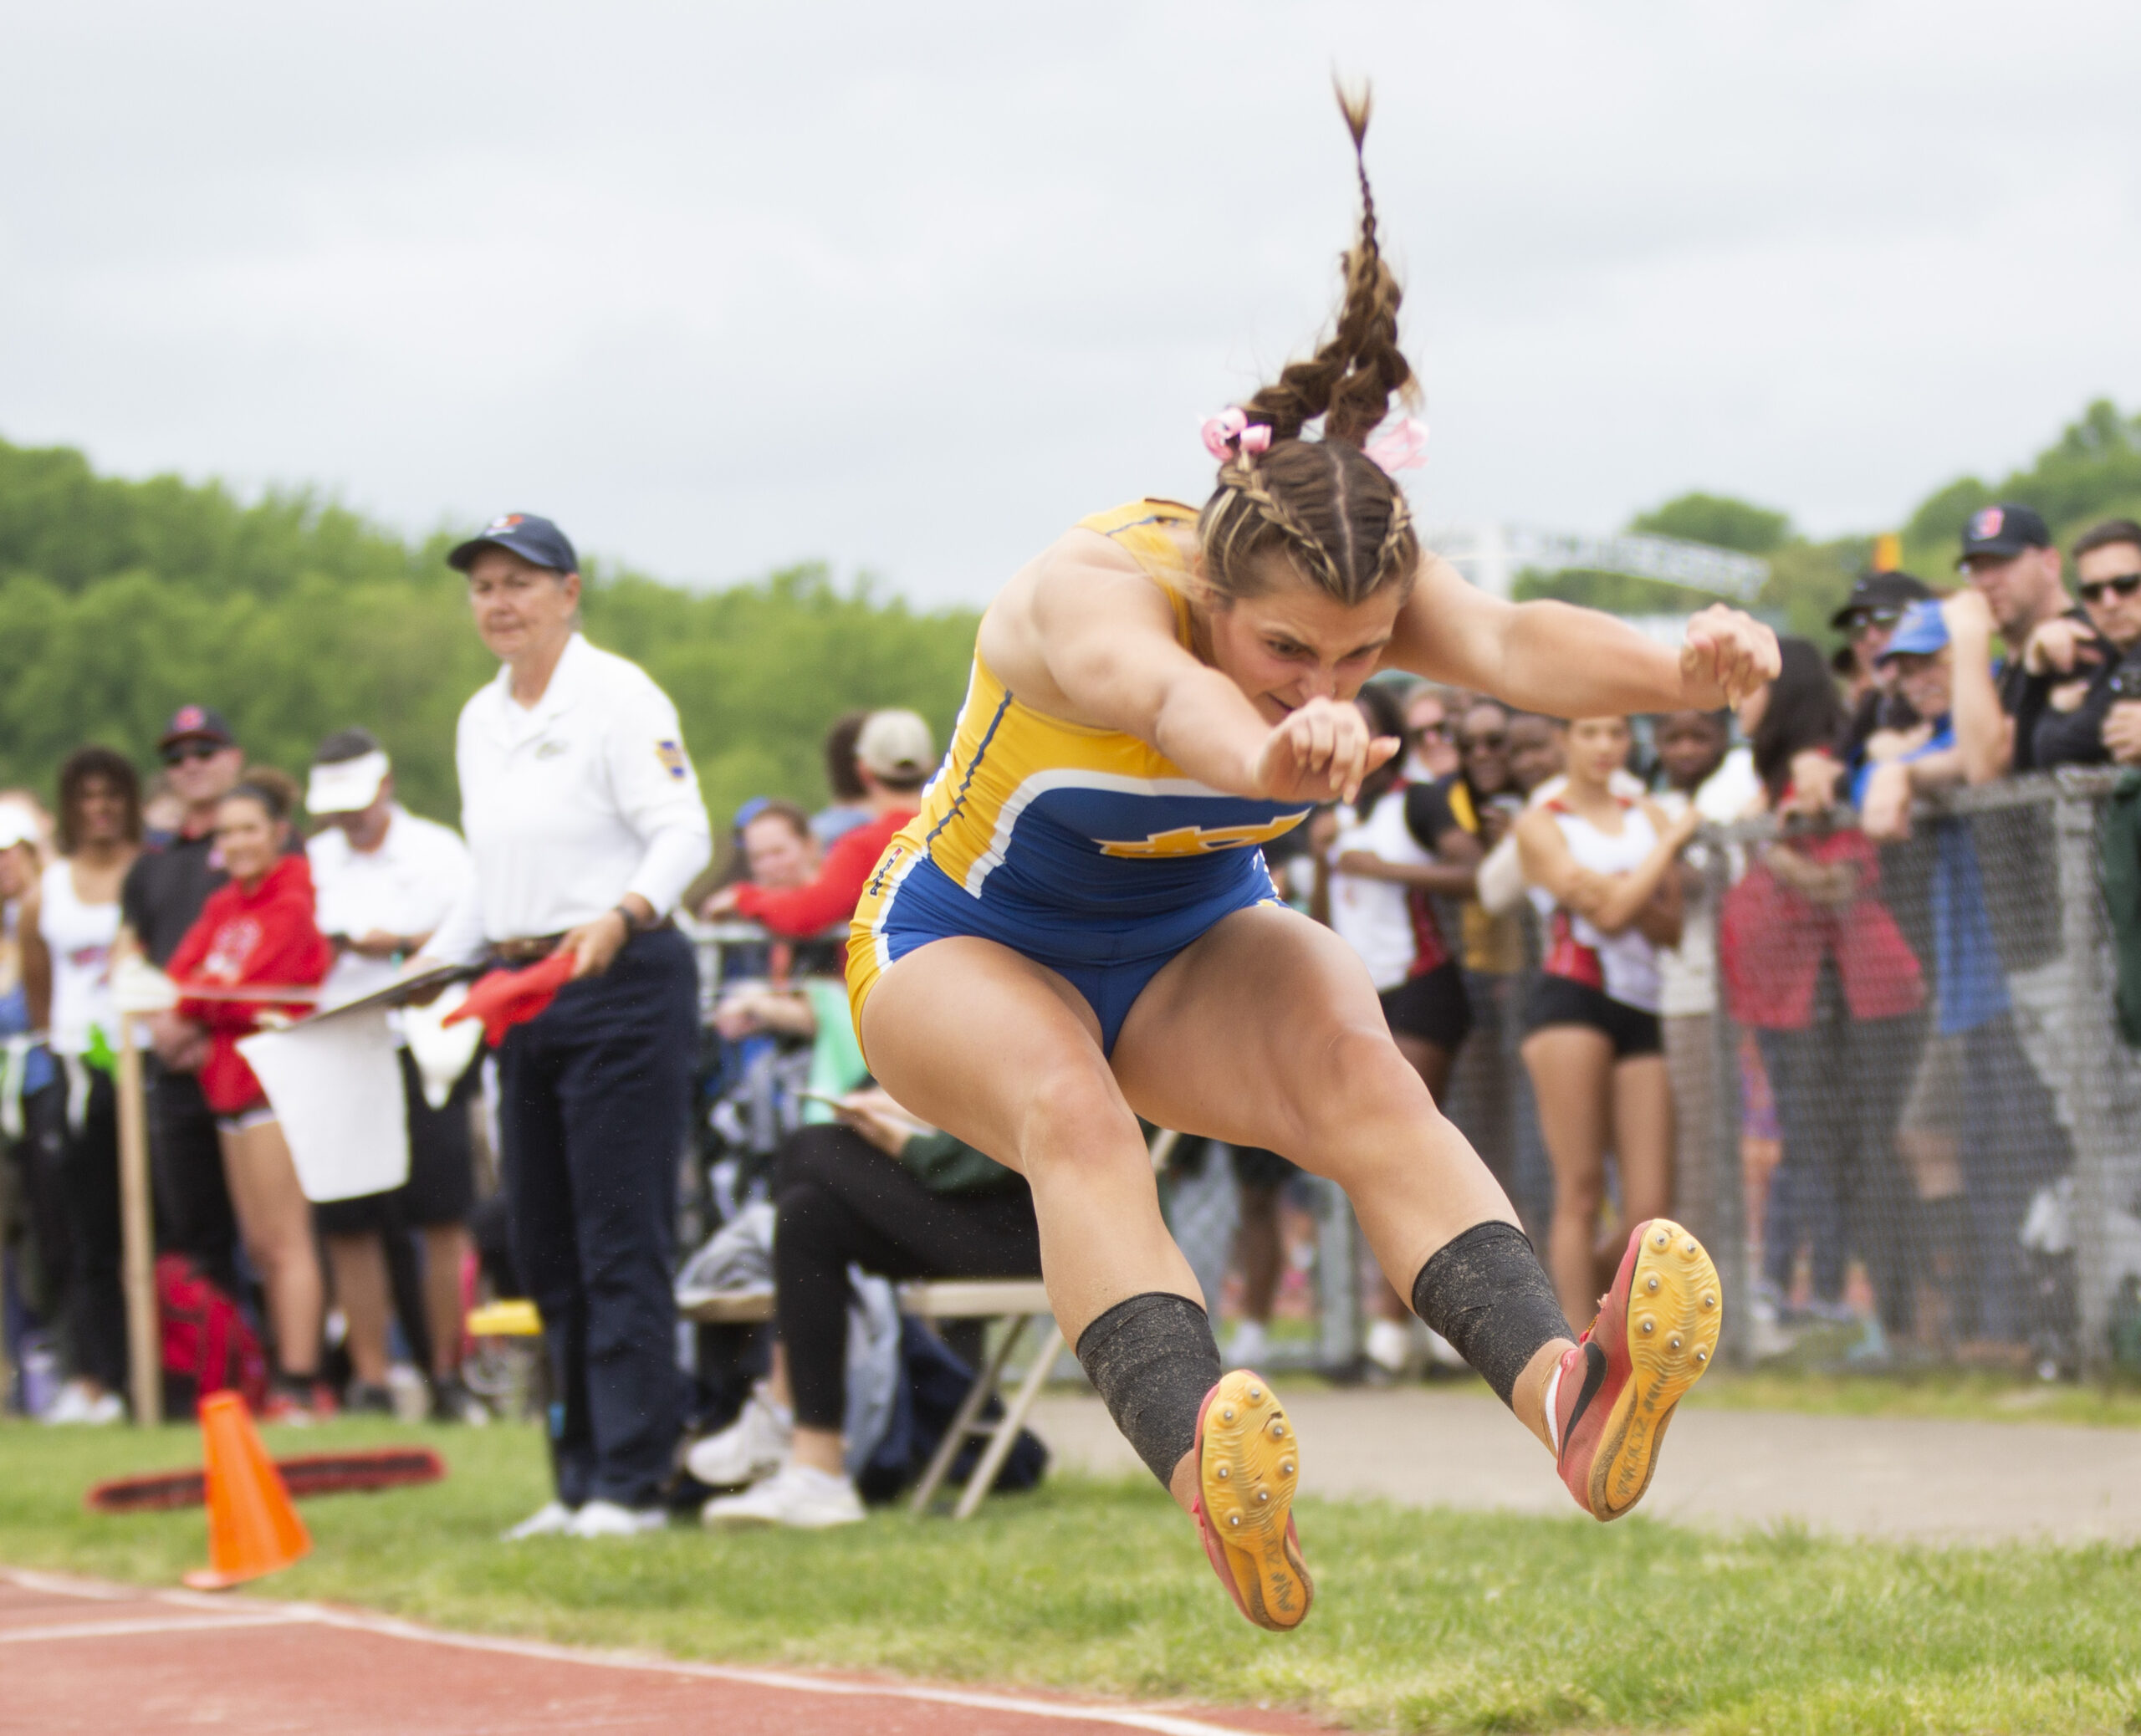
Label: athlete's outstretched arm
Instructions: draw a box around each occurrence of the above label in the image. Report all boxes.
[995,529,1394,804]
[1386,553,1779,716]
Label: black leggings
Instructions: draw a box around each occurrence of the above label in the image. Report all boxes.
[772,1124,1040,1432]
[61,1071,128,1392]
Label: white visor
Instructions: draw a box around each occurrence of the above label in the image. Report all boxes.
[306,749,389,815]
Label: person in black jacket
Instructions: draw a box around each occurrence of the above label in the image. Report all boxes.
[2014,518,2141,770]
[119,706,248,1297]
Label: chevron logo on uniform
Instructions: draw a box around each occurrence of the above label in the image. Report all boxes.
[1097,814,1310,858]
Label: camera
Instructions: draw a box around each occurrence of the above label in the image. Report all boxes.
[2107,661,2141,701]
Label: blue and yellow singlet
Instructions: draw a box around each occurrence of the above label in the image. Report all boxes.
[848,499,1311,1054]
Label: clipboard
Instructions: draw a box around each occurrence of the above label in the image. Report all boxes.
[305,962,485,1025]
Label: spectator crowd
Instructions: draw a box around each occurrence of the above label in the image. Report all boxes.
[2,498,2137,1533]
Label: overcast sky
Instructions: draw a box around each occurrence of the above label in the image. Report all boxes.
[6,2,2138,605]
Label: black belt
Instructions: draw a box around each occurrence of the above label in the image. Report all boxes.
[491,934,567,967]
[491,916,674,968]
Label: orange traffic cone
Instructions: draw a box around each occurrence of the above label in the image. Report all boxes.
[181,1391,312,1590]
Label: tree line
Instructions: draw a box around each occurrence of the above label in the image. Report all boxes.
[0,440,979,832]
[7,402,2140,830]
[1518,398,2141,642]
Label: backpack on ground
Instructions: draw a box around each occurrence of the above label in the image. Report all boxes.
[156,1253,268,1419]
[856,1317,1050,1505]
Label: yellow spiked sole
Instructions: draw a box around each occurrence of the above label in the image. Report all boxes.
[1588,1220,1721,1520]
[1198,1371,1310,1630]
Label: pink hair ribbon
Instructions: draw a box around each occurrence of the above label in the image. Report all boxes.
[1200,407,1272,462]
[1363,416,1430,474]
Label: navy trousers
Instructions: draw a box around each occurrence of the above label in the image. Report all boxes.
[498,927,696,1509]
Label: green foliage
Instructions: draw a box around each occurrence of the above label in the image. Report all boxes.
[1631,490,1792,555]
[1755,539,1861,646]
[0,437,978,827]
[1511,567,1722,615]
[1899,399,2141,579]
[1515,487,1852,650]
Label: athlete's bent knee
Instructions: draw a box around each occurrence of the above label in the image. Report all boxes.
[1016,1062,1142,1174]
[1294,1022,1436,1147]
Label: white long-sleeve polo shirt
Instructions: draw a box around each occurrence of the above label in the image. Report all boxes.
[426,633,713,965]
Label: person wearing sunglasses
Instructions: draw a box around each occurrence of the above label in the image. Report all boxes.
[1830,570,1935,779]
[118,705,252,1301]
[2013,518,2141,771]
[1401,683,1464,782]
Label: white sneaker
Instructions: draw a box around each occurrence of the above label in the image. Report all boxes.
[702,1463,865,1529]
[565,1499,667,1539]
[1226,1320,1270,1371]
[502,1499,577,1540]
[686,1392,792,1488]
[1365,1317,1413,1377]
[42,1381,124,1426]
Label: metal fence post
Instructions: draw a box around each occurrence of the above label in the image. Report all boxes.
[1316,1178,1363,1371]
[2054,791,2121,1374]
[1699,840,1748,1363]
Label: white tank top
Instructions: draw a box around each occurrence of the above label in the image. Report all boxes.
[1528,797,1663,1013]
[39,857,121,1057]
[1328,789,1434,993]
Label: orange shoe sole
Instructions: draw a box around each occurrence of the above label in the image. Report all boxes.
[1194,1371,1311,1630]
[1586,1220,1720,1519]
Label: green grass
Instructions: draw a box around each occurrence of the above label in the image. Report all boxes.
[1298,1363,2141,1431]
[5,1417,2141,1733]
[1686,1366,2141,1429]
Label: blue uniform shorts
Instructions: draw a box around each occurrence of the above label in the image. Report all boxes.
[849,846,1283,1057]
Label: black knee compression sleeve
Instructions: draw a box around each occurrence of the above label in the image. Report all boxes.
[1410,1222,1572,1407]
[1074,1292,1222,1489]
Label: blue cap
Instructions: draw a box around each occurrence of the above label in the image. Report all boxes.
[1876,600,1949,663]
[447,512,580,574]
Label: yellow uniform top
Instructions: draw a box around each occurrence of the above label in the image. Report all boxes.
[881,500,1310,919]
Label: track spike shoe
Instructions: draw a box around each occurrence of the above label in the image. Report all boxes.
[1189,1370,1311,1631]
[1555,1218,1720,1520]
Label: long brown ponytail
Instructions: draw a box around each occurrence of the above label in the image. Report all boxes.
[1198,81,1421,607]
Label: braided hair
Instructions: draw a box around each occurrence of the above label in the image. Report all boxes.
[1198,81,1421,608]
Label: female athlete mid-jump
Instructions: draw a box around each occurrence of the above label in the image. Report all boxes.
[849,88,1777,1631]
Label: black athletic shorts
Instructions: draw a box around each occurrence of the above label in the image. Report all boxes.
[1378,959,1472,1054]
[313,1049,479,1236]
[1164,1135,1300,1190]
[1524,974,1663,1060]
[1229,1143,1299,1191]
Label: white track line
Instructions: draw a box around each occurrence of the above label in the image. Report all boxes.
[0,1611,312,1643]
[3,1569,137,1601]
[3,1570,1284,1736]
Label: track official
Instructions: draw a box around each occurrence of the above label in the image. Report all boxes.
[416,513,712,1540]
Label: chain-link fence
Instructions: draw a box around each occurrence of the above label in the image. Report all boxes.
[690,773,2141,1381]
[1156,770,2141,1380]
[1694,769,2141,1376]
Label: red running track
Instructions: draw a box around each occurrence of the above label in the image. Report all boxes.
[0,1568,1336,1735]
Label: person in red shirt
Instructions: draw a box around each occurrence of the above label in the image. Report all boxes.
[166,781,335,1420]
[707,710,936,941]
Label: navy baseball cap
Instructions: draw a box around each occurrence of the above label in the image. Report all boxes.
[1827,569,1936,631]
[447,513,580,574]
[158,703,235,751]
[1876,600,1949,664]
[1958,502,2052,566]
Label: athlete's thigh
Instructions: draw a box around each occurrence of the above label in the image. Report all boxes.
[858,935,1127,1177]
[1106,903,1376,1146]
